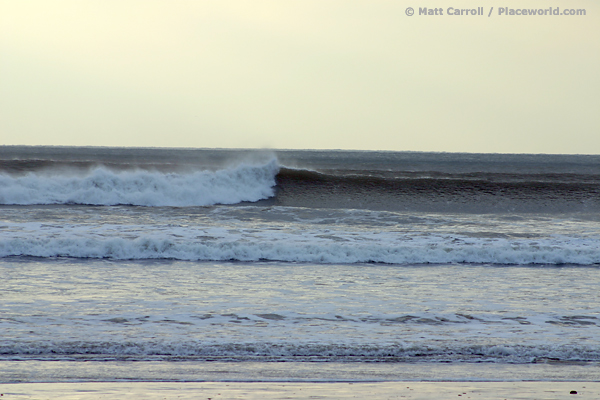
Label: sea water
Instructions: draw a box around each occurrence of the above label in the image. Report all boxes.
[1,147,599,382]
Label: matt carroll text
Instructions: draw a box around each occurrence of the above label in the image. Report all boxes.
[413,7,587,16]
[418,7,485,16]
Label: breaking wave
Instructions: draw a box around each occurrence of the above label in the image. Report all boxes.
[0,159,279,206]
[1,233,599,265]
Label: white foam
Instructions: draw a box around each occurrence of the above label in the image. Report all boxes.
[1,223,598,265]
[0,160,279,206]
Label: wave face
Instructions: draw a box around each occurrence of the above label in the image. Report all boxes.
[273,167,600,213]
[0,160,279,206]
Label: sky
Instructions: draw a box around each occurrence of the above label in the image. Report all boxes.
[1,0,599,154]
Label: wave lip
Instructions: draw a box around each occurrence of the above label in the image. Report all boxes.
[0,159,279,206]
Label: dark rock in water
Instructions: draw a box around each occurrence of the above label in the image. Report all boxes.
[570,390,578,394]
[256,313,286,320]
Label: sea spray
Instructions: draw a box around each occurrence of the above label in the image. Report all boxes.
[0,159,279,206]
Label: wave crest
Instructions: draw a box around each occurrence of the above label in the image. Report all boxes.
[0,159,279,206]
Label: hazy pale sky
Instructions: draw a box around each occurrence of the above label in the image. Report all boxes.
[1,0,599,153]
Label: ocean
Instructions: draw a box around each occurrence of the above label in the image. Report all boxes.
[1,146,599,383]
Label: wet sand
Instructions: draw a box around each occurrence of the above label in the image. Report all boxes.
[1,381,599,399]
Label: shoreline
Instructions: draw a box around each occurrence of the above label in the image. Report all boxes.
[3,360,600,383]
[2,381,600,399]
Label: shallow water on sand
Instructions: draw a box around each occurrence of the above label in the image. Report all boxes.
[2,258,599,366]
